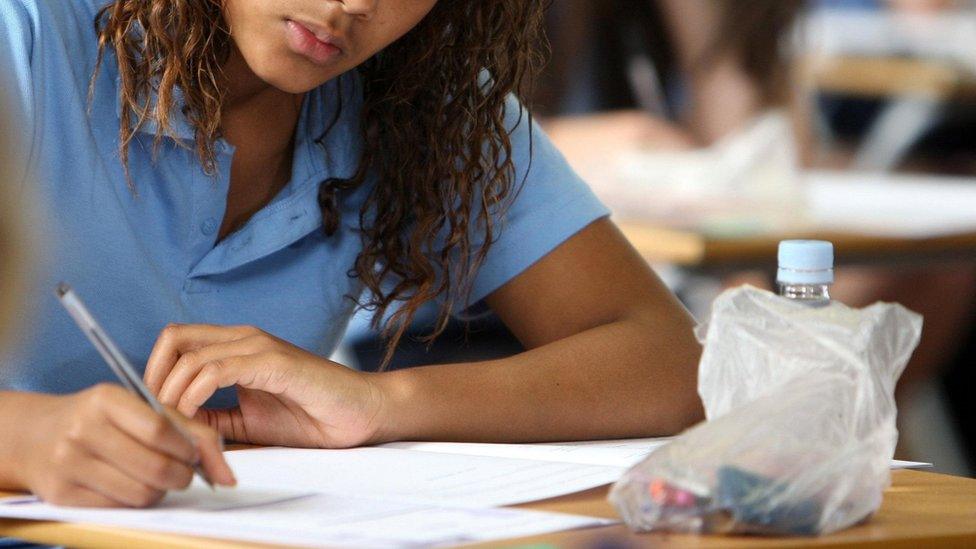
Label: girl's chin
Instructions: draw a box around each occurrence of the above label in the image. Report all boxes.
[254,63,336,94]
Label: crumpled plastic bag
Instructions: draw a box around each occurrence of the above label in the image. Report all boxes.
[609,285,923,536]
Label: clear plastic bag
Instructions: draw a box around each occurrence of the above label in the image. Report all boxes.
[609,285,923,536]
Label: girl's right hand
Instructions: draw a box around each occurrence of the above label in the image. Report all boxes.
[14,384,236,507]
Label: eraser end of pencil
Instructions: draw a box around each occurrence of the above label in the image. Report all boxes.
[55,282,71,298]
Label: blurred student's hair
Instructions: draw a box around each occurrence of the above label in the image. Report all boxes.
[534,0,804,115]
[705,0,804,105]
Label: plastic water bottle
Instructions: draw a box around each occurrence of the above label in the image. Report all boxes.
[777,240,833,306]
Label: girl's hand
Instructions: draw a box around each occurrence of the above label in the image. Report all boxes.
[143,324,386,448]
[18,385,235,507]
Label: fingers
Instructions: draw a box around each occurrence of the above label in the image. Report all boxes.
[94,385,197,463]
[86,385,236,487]
[46,483,136,509]
[196,407,250,444]
[80,417,194,491]
[42,431,162,508]
[168,412,237,487]
[73,458,166,508]
[145,324,257,395]
[33,385,236,509]
[157,335,268,406]
[177,353,289,418]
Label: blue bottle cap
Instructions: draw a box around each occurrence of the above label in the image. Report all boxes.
[777,240,834,285]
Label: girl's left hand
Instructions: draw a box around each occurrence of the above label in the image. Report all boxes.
[143,324,387,448]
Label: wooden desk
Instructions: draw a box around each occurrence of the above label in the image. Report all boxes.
[510,470,976,548]
[619,222,976,272]
[2,470,975,548]
[811,56,976,103]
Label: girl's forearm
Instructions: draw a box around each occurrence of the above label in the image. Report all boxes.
[370,314,703,444]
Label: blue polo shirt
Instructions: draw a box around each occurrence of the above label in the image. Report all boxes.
[0,0,609,407]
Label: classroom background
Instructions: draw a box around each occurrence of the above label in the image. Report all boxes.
[332,0,976,479]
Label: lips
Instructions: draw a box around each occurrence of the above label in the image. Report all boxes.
[284,19,342,65]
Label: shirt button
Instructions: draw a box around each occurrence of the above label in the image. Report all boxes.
[201,218,219,235]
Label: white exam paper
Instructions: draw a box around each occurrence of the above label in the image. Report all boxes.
[891,459,933,470]
[224,447,623,507]
[382,437,673,468]
[384,437,931,473]
[0,484,314,511]
[0,488,613,548]
[388,438,933,470]
[0,437,929,548]
[223,440,930,512]
[805,171,976,238]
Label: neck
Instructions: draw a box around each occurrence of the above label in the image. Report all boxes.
[220,48,305,159]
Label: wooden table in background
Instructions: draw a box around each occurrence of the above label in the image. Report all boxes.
[811,56,976,102]
[805,55,976,172]
[2,470,975,548]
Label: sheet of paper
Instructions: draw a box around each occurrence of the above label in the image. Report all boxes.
[224,447,623,507]
[158,484,314,511]
[0,483,315,512]
[543,438,933,469]
[384,437,932,472]
[804,170,976,238]
[0,490,613,548]
[550,438,933,470]
[891,460,933,470]
[383,437,673,468]
[0,439,929,547]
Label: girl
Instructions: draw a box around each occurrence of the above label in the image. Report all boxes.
[0,0,702,508]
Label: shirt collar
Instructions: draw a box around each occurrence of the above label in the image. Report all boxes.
[185,75,365,278]
[106,58,368,277]
[114,75,197,142]
[115,74,339,168]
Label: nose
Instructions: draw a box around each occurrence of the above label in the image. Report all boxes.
[340,0,378,18]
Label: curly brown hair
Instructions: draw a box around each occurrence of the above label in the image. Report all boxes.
[93,1,548,366]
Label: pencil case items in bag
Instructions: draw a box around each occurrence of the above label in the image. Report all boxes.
[609,285,923,536]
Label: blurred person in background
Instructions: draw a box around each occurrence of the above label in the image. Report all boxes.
[0,95,37,549]
[0,4,236,504]
[536,0,804,159]
[0,103,29,349]
[536,0,976,473]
